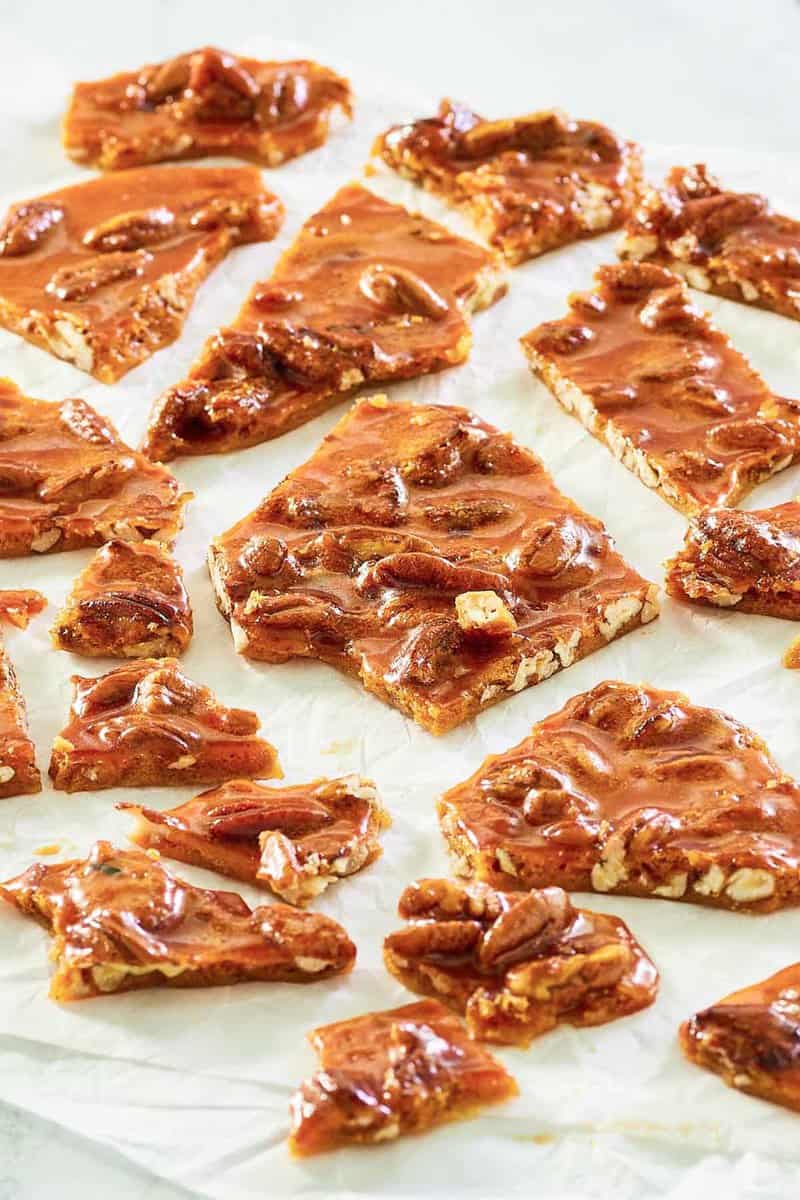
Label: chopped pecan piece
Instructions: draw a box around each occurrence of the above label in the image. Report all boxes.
[0,841,355,1001]
[120,774,389,904]
[63,48,353,171]
[619,164,800,323]
[0,645,40,798]
[142,184,505,460]
[48,658,280,792]
[0,166,282,382]
[374,100,642,265]
[439,680,800,911]
[0,589,47,629]
[289,998,517,1155]
[384,878,657,1044]
[681,963,800,1113]
[208,397,656,734]
[522,262,800,514]
[51,539,193,658]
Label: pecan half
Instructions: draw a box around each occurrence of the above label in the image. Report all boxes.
[82,207,176,252]
[0,201,64,257]
[359,265,450,321]
[46,250,153,302]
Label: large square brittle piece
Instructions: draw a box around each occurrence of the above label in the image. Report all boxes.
[209,396,657,734]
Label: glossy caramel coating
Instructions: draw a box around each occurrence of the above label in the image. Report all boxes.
[0,379,189,558]
[522,262,800,515]
[384,878,658,1045]
[375,101,642,264]
[0,840,355,1001]
[63,47,352,171]
[439,679,800,911]
[208,396,656,735]
[681,963,800,1113]
[0,165,283,381]
[120,774,390,905]
[0,589,47,629]
[48,658,280,793]
[666,502,800,617]
[620,164,800,323]
[0,647,40,798]
[289,998,517,1155]
[51,539,193,658]
[143,184,505,460]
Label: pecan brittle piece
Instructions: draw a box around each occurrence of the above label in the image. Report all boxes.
[666,501,800,669]
[384,878,657,1044]
[208,396,656,734]
[374,101,642,265]
[63,48,352,171]
[51,540,192,658]
[439,680,800,911]
[0,589,47,629]
[0,841,355,1001]
[143,184,505,460]
[522,262,800,514]
[0,379,189,558]
[681,963,800,1113]
[48,658,280,792]
[288,998,517,1155]
[0,645,40,798]
[619,164,800,323]
[0,165,282,381]
[119,774,389,905]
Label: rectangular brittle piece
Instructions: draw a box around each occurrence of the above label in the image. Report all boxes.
[289,998,517,1154]
[208,395,657,735]
[439,679,800,911]
[0,378,189,558]
[63,47,352,171]
[0,164,283,381]
[374,102,641,264]
[521,262,800,514]
[142,183,506,459]
[619,164,800,322]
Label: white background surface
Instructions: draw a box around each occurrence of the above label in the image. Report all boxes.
[1,2,800,1197]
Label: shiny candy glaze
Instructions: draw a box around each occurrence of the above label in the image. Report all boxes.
[522,262,800,511]
[0,646,40,797]
[210,398,652,725]
[682,963,800,1107]
[0,589,46,628]
[666,502,800,603]
[143,184,504,458]
[0,164,282,327]
[53,539,192,651]
[289,998,516,1155]
[63,48,352,169]
[440,680,800,891]
[0,841,355,973]
[0,379,188,557]
[376,102,639,256]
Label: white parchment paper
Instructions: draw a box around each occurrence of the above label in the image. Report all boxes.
[1,45,800,1199]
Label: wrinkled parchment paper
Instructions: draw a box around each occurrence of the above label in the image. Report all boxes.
[2,42,800,1199]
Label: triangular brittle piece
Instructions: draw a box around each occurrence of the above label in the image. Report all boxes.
[374,102,642,264]
[120,774,390,905]
[208,396,657,734]
[51,539,193,658]
[521,263,800,515]
[49,658,280,792]
[0,646,40,797]
[0,165,282,381]
[620,164,800,323]
[680,964,800,1113]
[63,47,352,171]
[0,590,47,629]
[288,998,517,1155]
[439,680,800,911]
[384,878,658,1045]
[0,840,355,1001]
[143,184,506,460]
[0,379,190,557]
